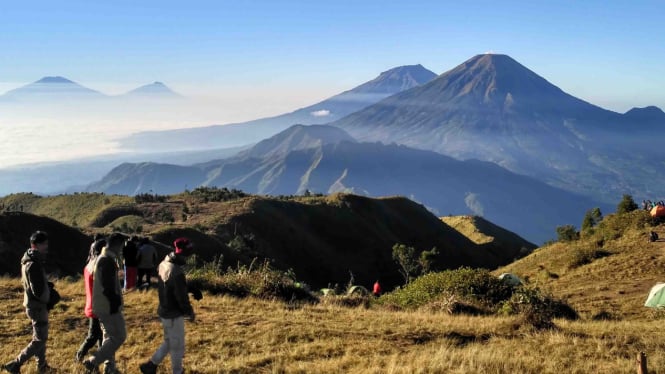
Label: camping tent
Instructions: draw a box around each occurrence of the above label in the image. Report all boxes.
[650,205,665,218]
[645,283,665,308]
[498,273,523,287]
[347,285,370,296]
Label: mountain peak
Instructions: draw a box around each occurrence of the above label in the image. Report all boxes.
[34,76,76,84]
[124,81,180,97]
[351,64,437,94]
[623,106,665,123]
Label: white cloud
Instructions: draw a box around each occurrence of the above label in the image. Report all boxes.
[464,192,484,216]
[311,109,330,117]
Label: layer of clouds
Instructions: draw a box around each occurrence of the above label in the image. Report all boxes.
[311,109,331,117]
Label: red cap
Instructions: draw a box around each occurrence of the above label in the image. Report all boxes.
[174,237,193,256]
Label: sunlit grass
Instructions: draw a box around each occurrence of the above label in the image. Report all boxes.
[1,277,664,373]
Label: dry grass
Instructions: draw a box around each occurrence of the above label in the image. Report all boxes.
[1,277,664,373]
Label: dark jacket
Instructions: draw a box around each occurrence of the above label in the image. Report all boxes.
[157,252,193,319]
[122,241,139,267]
[21,249,50,310]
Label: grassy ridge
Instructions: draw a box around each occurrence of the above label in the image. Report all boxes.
[0,193,133,227]
[1,278,664,373]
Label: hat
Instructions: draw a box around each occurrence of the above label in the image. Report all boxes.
[174,237,194,256]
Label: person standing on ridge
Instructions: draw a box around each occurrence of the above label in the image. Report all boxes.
[3,231,57,374]
[137,237,158,289]
[140,237,198,374]
[122,236,139,291]
[75,239,105,363]
[373,280,382,297]
[81,233,126,374]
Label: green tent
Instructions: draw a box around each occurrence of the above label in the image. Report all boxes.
[645,283,665,308]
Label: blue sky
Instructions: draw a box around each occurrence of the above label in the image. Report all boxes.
[1,0,663,112]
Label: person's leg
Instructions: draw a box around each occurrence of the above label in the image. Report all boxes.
[149,318,171,366]
[167,317,185,374]
[125,267,137,290]
[89,313,126,366]
[77,318,103,360]
[15,308,48,368]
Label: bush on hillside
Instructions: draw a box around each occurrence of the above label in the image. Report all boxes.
[617,194,638,214]
[186,258,317,303]
[377,267,514,310]
[568,247,612,268]
[187,186,247,203]
[499,287,578,330]
[597,209,653,238]
[556,225,579,242]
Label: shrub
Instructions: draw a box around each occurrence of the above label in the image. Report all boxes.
[569,248,612,268]
[617,194,638,214]
[500,287,577,330]
[378,267,514,310]
[556,225,579,242]
[186,258,317,303]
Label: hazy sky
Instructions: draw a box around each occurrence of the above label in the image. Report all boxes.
[1,0,664,114]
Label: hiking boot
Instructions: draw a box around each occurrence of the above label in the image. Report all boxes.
[37,363,55,374]
[102,363,120,374]
[75,350,85,363]
[139,360,157,374]
[2,361,20,374]
[82,360,99,374]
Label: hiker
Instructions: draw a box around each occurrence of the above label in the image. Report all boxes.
[88,234,106,263]
[123,236,140,291]
[372,280,382,297]
[3,231,59,374]
[140,238,198,374]
[137,237,158,289]
[75,240,105,363]
[81,233,126,374]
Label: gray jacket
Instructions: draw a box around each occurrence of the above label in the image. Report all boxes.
[21,249,50,310]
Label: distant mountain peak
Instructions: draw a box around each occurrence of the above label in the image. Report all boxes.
[3,76,104,99]
[351,64,437,94]
[124,81,180,97]
[34,76,76,84]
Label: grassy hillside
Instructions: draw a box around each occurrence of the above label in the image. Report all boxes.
[0,191,530,288]
[0,192,134,227]
[1,277,665,373]
[496,209,665,319]
[0,212,91,276]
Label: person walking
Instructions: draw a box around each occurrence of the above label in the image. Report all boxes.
[75,239,105,363]
[81,233,126,374]
[122,236,139,291]
[372,280,382,297]
[139,238,197,374]
[137,237,158,289]
[3,231,56,373]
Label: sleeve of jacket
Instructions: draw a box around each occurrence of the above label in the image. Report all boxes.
[98,257,119,299]
[26,262,50,304]
[173,271,193,316]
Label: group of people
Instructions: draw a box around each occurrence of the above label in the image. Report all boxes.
[3,231,200,374]
[642,200,665,211]
[89,234,158,292]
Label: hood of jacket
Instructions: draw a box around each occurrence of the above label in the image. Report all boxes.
[22,249,44,265]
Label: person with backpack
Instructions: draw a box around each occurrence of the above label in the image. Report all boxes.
[81,233,126,374]
[75,239,105,363]
[123,236,140,291]
[3,231,58,374]
[139,238,198,374]
[137,237,158,289]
